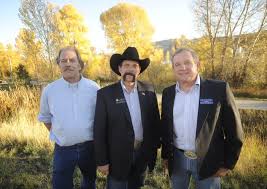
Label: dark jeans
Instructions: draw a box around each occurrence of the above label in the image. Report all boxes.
[52,141,96,189]
[106,147,147,189]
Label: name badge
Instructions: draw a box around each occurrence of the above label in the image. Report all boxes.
[115,98,126,104]
[200,98,213,104]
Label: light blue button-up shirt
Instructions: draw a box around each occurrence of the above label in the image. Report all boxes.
[121,81,143,141]
[173,75,200,151]
[38,76,100,146]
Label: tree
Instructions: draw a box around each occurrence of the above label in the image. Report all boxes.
[84,53,115,82]
[15,28,46,80]
[19,0,58,79]
[194,0,267,87]
[53,4,92,62]
[15,64,31,84]
[19,1,92,80]
[0,44,20,81]
[173,35,193,50]
[100,3,171,86]
[100,3,154,57]
[0,43,5,79]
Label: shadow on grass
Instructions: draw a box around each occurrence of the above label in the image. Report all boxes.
[0,155,52,189]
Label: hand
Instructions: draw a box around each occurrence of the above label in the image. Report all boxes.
[213,168,230,177]
[97,164,109,175]
[163,159,168,169]
[44,123,52,131]
[162,159,168,176]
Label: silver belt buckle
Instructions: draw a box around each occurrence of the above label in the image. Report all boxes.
[134,140,142,150]
[184,151,197,159]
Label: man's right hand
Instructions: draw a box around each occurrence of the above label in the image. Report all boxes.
[44,123,52,131]
[162,159,168,176]
[163,159,168,169]
[97,164,109,175]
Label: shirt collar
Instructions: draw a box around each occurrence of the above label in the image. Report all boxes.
[120,80,137,94]
[61,75,83,88]
[176,74,200,93]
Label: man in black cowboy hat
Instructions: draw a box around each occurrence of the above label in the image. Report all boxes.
[94,47,160,189]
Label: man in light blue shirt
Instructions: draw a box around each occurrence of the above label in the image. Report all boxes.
[38,46,99,189]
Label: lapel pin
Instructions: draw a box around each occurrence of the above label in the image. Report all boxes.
[115,98,126,104]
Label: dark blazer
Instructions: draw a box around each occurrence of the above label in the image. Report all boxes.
[161,78,243,179]
[94,81,160,180]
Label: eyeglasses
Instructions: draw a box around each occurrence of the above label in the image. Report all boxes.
[59,58,78,64]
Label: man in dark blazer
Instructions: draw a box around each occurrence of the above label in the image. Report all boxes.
[94,47,160,189]
[161,48,243,189]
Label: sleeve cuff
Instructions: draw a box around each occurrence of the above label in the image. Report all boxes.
[38,115,51,123]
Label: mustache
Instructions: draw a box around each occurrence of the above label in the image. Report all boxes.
[64,67,74,71]
[122,72,136,82]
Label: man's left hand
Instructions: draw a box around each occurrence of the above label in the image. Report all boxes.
[213,168,230,177]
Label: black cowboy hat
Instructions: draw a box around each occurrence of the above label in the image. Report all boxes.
[110,47,150,75]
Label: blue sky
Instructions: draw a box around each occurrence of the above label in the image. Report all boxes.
[0,0,199,50]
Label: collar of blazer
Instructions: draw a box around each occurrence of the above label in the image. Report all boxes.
[196,77,211,138]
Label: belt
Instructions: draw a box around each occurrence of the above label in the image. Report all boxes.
[177,148,185,152]
[55,141,93,149]
[176,147,197,159]
[134,140,143,150]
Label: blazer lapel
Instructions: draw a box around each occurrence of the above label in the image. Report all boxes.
[114,81,132,124]
[137,82,146,129]
[169,85,176,122]
[196,78,211,138]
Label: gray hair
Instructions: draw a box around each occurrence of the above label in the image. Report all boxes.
[56,46,84,70]
[172,48,199,63]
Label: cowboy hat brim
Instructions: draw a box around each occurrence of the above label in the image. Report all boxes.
[110,54,150,76]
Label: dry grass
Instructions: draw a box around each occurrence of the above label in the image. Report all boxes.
[0,86,52,155]
[235,135,267,176]
[0,86,40,122]
[0,86,266,188]
[233,87,267,99]
[0,110,52,151]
